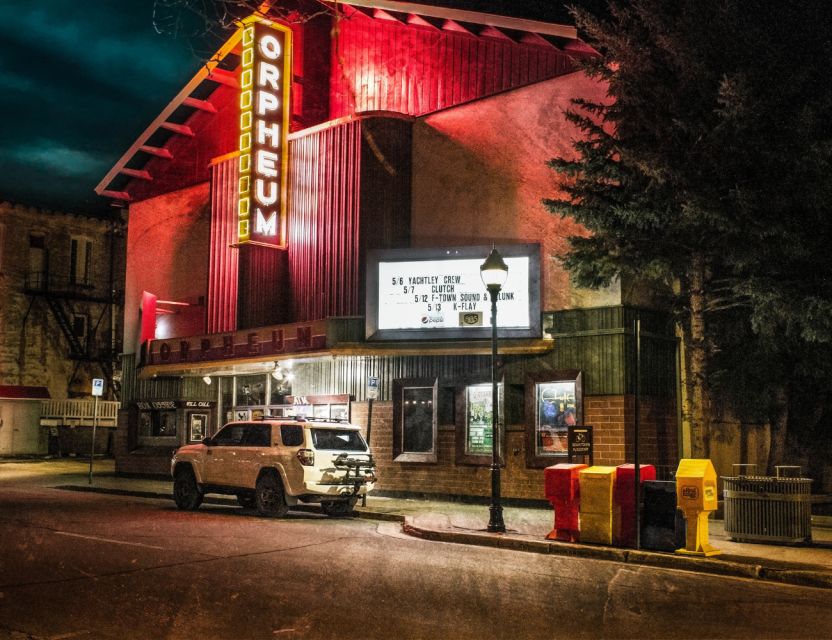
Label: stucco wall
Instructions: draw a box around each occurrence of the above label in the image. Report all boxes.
[124,183,211,353]
[411,71,619,312]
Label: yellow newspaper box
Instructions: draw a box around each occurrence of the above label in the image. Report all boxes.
[579,466,618,545]
[675,459,721,556]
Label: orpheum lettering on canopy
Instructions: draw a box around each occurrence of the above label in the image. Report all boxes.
[237,18,292,247]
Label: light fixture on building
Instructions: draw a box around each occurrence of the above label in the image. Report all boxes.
[480,246,508,534]
[272,363,283,380]
[202,375,212,385]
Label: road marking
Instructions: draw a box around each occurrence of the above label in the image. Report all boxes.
[54,531,168,551]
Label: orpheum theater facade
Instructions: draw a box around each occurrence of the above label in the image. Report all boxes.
[97,0,679,499]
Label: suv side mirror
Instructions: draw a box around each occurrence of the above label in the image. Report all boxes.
[202,436,213,446]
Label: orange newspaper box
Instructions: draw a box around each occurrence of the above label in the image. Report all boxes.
[544,463,588,542]
[675,459,721,556]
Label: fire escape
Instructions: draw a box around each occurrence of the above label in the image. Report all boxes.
[22,234,124,400]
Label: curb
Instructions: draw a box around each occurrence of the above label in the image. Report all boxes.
[58,485,832,589]
[401,522,832,590]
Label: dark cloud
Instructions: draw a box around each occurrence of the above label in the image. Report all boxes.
[0,1,596,215]
[0,0,205,214]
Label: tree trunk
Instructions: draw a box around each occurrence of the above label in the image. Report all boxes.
[767,384,789,475]
[686,253,712,459]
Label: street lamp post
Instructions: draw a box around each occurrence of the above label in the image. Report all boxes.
[481,247,508,534]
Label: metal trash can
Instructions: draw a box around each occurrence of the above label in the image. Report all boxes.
[722,465,812,544]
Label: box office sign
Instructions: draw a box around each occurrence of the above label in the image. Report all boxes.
[146,319,327,365]
[136,401,216,410]
[366,244,541,341]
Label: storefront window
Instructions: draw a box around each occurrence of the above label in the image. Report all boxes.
[525,371,583,468]
[393,379,438,463]
[269,373,291,405]
[235,374,266,406]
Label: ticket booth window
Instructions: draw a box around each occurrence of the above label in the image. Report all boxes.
[138,409,178,444]
[393,379,437,463]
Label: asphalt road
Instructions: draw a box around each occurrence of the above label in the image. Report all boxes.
[1,483,831,640]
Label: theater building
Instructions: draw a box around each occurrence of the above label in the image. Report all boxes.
[96,0,678,499]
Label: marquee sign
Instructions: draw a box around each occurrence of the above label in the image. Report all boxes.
[237,17,292,247]
[366,245,541,341]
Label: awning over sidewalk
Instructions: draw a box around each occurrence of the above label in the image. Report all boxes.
[0,385,51,400]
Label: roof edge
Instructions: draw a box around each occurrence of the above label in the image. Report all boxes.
[331,1,577,39]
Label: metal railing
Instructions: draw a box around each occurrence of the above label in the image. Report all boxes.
[24,270,120,301]
[40,399,120,427]
[722,464,813,544]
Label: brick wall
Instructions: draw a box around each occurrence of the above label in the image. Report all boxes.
[352,394,678,501]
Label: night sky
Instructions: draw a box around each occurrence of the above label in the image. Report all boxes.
[0,1,589,217]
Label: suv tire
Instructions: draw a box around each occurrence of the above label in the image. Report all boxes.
[173,467,203,511]
[255,472,289,517]
[321,499,356,518]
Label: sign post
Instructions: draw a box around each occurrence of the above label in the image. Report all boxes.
[89,378,104,485]
[363,376,379,506]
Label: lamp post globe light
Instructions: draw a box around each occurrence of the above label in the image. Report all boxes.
[480,247,508,533]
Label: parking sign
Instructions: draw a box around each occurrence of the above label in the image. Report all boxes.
[92,378,104,397]
[367,376,379,400]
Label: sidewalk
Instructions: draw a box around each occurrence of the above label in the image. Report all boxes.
[6,457,832,589]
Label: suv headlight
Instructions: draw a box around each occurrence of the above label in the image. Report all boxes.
[296,448,314,466]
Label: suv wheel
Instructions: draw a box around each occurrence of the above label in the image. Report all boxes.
[321,499,356,518]
[173,467,203,510]
[255,472,289,517]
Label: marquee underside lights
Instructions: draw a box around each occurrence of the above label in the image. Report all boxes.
[237,18,292,247]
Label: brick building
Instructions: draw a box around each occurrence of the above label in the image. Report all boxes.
[96,1,678,498]
[0,201,124,455]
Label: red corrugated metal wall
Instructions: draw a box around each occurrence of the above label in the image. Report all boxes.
[288,120,362,322]
[329,10,575,118]
[207,157,238,333]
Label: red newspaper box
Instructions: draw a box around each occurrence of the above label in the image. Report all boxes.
[544,463,588,542]
[614,464,657,546]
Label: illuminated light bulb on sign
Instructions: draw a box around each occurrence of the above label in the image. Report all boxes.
[236,17,291,247]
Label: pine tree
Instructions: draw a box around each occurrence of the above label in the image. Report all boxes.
[546,0,832,464]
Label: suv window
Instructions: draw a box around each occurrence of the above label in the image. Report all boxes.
[213,423,247,446]
[280,425,303,447]
[311,428,367,452]
[244,423,271,447]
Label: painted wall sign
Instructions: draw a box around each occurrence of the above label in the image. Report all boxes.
[366,245,541,341]
[145,319,327,366]
[237,17,292,247]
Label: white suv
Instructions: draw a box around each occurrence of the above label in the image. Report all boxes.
[171,418,376,517]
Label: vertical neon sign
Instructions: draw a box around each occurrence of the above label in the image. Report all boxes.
[238,18,292,247]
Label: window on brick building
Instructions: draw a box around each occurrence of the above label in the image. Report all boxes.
[72,313,88,343]
[28,233,47,289]
[392,378,437,463]
[524,370,583,468]
[70,235,93,285]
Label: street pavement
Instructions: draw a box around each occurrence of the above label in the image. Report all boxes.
[4,457,832,590]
